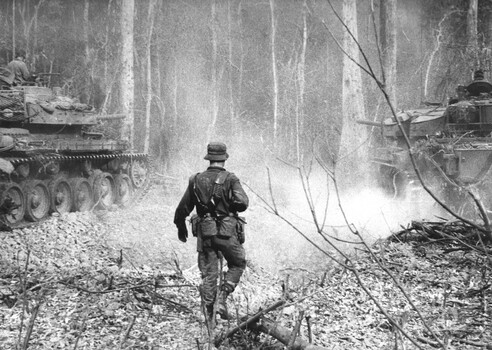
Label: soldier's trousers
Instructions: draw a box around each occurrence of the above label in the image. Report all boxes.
[198,234,246,307]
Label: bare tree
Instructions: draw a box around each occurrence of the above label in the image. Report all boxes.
[380,0,397,109]
[120,0,135,148]
[83,0,90,65]
[467,0,479,67]
[144,0,158,154]
[296,0,308,163]
[270,0,279,147]
[207,0,219,141]
[338,0,368,185]
[12,0,16,58]
[227,0,234,132]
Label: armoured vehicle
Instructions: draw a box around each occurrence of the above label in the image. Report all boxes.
[0,72,149,227]
[361,69,492,215]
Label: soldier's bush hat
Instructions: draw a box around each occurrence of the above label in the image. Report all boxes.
[204,142,229,161]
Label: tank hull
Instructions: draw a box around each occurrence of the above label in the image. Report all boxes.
[0,85,151,228]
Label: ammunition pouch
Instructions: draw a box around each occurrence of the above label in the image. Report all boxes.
[191,214,218,238]
[193,214,246,251]
[217,216,236,238]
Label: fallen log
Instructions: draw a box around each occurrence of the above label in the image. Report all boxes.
[249,317,328,350]
[215,299,329,350]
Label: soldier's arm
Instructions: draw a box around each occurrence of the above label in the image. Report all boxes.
[229,173,249,212]
[174,176,196,229]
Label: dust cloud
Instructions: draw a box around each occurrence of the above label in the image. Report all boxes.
[163,127,445,274]
[238,159,445,273]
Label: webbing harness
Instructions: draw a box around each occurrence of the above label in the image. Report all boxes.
[193,171,229,216]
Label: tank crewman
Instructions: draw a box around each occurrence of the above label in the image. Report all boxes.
[7,51,30,85]
[174,142,249,322]
[466,69,492,97]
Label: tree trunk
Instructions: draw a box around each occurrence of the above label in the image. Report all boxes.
[338,0,368,185]
[12,0,16,60]
[485,4,492,74]
[236,0,245,141]
[227,0,234,133]
[83,0,90,64]
[172,53,178,130]
[120,0,135,148]
[144,0,157,154]
[296,0,308,163]
[207,0,219,141]
[270,0,279,148]
[467,0,478,67]
[380,0,397,110]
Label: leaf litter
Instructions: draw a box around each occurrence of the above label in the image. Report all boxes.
[0,186,490,349]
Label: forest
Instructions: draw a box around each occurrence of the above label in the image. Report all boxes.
[0,0,492,349]
[0,0,490,173]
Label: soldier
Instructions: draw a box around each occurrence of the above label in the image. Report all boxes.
[7,51,30,86]
[174,142,249,321]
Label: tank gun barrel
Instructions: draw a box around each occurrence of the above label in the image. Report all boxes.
[96,114,127,121]
[356,119,383,128]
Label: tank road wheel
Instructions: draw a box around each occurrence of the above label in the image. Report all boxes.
[48,177,73,214]
[114,174,133,207]
[93,172,115,209]
[70,178,93,212]
[130,158,149,188]
[24,180,50,222]
[0,183,25,226]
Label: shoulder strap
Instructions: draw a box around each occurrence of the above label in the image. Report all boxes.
[192,173,208,211]
[211,171,229,205]
[215,171,229,185]
[193,171,229,213]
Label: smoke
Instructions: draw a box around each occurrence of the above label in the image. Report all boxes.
[242,160,445,273]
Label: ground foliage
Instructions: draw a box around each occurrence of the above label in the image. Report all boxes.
[0,188,491,349]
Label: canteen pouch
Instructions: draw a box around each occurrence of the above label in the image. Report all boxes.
[236,216,246,244]
[200,216,218,237]
[217,216,236,238]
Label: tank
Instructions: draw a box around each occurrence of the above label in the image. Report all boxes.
[360,69,492,215]
[0,81,150,227]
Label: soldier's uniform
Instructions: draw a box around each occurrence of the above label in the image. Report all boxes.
[7,57,29,85]
[174,142,249,320]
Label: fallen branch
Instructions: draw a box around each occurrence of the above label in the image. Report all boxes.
[288,310,304,348]
[215,299,286,347]
[151,292,193,313]
[21,301,41,350]
[60,281,151,294]
[119,315,136,347]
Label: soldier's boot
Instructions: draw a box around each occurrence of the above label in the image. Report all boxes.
[217,284,234,320]
[205,304,215,327]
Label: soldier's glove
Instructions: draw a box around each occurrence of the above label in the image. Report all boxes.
[178,227,188,243]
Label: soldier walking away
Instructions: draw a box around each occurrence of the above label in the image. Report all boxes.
[174,142,249,323]
[7,51,30,86]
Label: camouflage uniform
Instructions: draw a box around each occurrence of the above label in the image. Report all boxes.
[174,143,249,318]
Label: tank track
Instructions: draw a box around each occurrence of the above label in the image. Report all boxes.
[0,152,152,230]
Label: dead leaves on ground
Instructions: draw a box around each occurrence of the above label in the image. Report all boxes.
[0,212,491,349]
